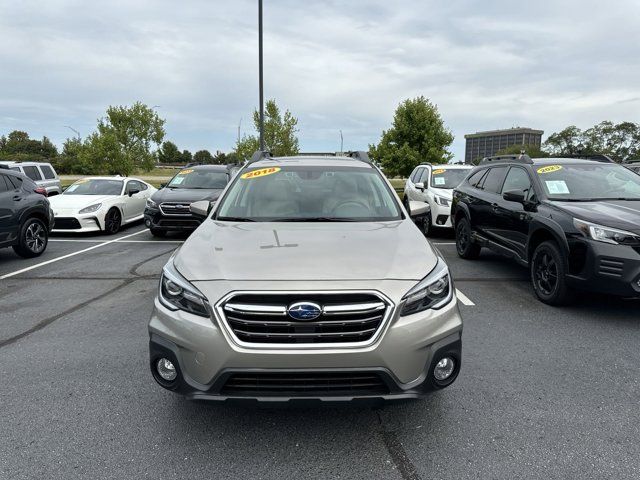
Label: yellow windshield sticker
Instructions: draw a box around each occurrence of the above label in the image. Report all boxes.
[432,169,446,175]
[241,167,281,179]
[179,169,194,175]
[537,165,562,174]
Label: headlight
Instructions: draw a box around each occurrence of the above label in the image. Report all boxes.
[434,196,450,207]
[400,258,453,316]
[159,258,209,317]
[573,218,640,246]
[146,198,158,209]
[79,203,102,214]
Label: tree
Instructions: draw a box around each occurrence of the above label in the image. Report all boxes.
[543,121,640,161]
[81,102,165,175]
[53,137,95,174]
[212,150,240,165]
[158,141,181,164]
[193,149,214,164]
[368,96,454,177]
[234,99,299,160]
[0,130,58,160]
[180,149,193,164]
[496,144,549,160]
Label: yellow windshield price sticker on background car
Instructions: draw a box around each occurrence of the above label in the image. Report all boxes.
[432,169,446,175]
[241,167,281,179]
[537,165,562,174]
[179,169,194,175]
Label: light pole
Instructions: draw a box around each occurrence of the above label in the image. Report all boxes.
[64,125,80,139]
[258,0,265,152]
[340,130,344,153]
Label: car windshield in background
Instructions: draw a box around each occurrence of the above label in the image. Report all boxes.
[536,163,640,200]
[431,168,470,189]
[167,169,228,189]
[63,179,123,195]
[216,165,401,222]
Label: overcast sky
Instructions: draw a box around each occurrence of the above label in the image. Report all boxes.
[1,0,639,159]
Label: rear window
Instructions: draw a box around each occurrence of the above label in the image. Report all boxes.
[23,166,42,181]
[40,165,56,179]
[467,169,488,188]
[0,175,9,192]
[6,175,25,189]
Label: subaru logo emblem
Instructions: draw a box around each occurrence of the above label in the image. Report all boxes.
[287,302,322,321]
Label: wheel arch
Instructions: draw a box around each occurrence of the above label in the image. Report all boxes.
[527,220,569,263]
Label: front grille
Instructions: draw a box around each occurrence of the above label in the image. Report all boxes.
[53,217,81,229]
[221,372,389,397]
[159,202,192,216]
[598,258,624,277]
[219,292,390,345]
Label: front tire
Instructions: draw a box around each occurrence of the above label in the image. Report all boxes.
[455,217,481,259]
[104,208,121,235]
[13,217,48,258]
[530,241,572,305]
[422,212,433,237]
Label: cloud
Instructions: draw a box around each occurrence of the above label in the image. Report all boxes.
[1,0,639,159]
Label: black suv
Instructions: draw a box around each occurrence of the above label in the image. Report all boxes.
[452,154,640,305]
[0,168,54,258]
[144,164,237,236]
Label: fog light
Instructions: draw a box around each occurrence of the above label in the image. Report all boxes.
[156,358,177,381]
[145,219,151,227]
[433,357,455,381]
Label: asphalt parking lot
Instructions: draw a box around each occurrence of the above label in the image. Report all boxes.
[1,223,639,480]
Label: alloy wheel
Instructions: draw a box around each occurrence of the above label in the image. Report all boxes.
[534,252,558,296]
[25,222,46,253]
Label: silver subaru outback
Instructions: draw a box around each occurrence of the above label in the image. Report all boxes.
[148,152,463,402]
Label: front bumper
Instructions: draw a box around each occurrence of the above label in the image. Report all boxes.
[52,213,103,232]
[429,201,453,228]
[144,208,202,232]
[567,239,640,297]
[148,280,463,402]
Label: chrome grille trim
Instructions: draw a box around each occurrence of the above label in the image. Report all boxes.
[214,290,394,350]
[159,202,192,216]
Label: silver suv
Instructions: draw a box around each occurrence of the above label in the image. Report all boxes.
[148,152,463,402]
[0,161,62,195]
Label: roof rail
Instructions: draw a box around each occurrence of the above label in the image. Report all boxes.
[246,150,273,165]
[344,151,372,164]
[555,154,615,163]
[479,154,533,165]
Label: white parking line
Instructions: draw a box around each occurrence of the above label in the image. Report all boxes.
[433,242,456,245]
[455,289,475,306]
[49,239,184,244]
[0,230,148,280]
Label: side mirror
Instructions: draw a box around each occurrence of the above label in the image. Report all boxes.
[128,188,140,197]
[408,201,430,218]
[159,182,167,188]
[190,200,211,218]
[502,190,525,203]
[414,182,425,191]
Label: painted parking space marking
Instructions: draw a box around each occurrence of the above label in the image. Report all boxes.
[455,289,475,306]
[49,239,184,244]
[0,229,148,280]
[433,242,456,245]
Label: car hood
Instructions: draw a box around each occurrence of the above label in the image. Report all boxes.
[174,220,437,282]
[431,187,454,200]
[49,194,115,211]
[553,200,640,234]
[152,187,223,204]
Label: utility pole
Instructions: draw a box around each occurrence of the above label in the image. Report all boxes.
[238,118,242,144]
[340,130,344,153]
[258,0,265,151]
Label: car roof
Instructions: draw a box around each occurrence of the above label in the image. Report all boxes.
[187,164,233,171]
[530,157,618,165]
[0,160,52,166]
[73,176,143,181]
[248,155,372,169]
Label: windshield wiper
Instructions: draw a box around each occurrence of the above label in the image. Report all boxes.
[216,216,256,222]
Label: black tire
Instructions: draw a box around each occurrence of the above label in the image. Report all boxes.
[403,196,410,211]
[13,217,48,258]
[455,217,481,259]
[530,240,572,305]
[422,212,433,237]
[104,208,122,235]
[150,228,166,238]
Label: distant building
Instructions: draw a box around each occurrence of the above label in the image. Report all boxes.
[464,127,544,164]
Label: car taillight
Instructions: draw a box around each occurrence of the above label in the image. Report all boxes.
[34,187,48,196]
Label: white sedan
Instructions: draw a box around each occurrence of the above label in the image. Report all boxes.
[49,177,157,234]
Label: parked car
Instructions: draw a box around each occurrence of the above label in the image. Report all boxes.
[403,163,473,236]
[49,177,156,234]
[0,161,62,196]
[0,169,54,258]
[148,151,462,402]
[452,154,640,305]
[144,164,236,237]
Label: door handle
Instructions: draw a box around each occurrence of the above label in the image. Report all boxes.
[13,195,22,201]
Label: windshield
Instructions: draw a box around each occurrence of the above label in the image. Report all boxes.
[63,179,123,195]
[536,163,640,200]
[430,168,471,189]
[216,165,401,222]
[167,169,228,189]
